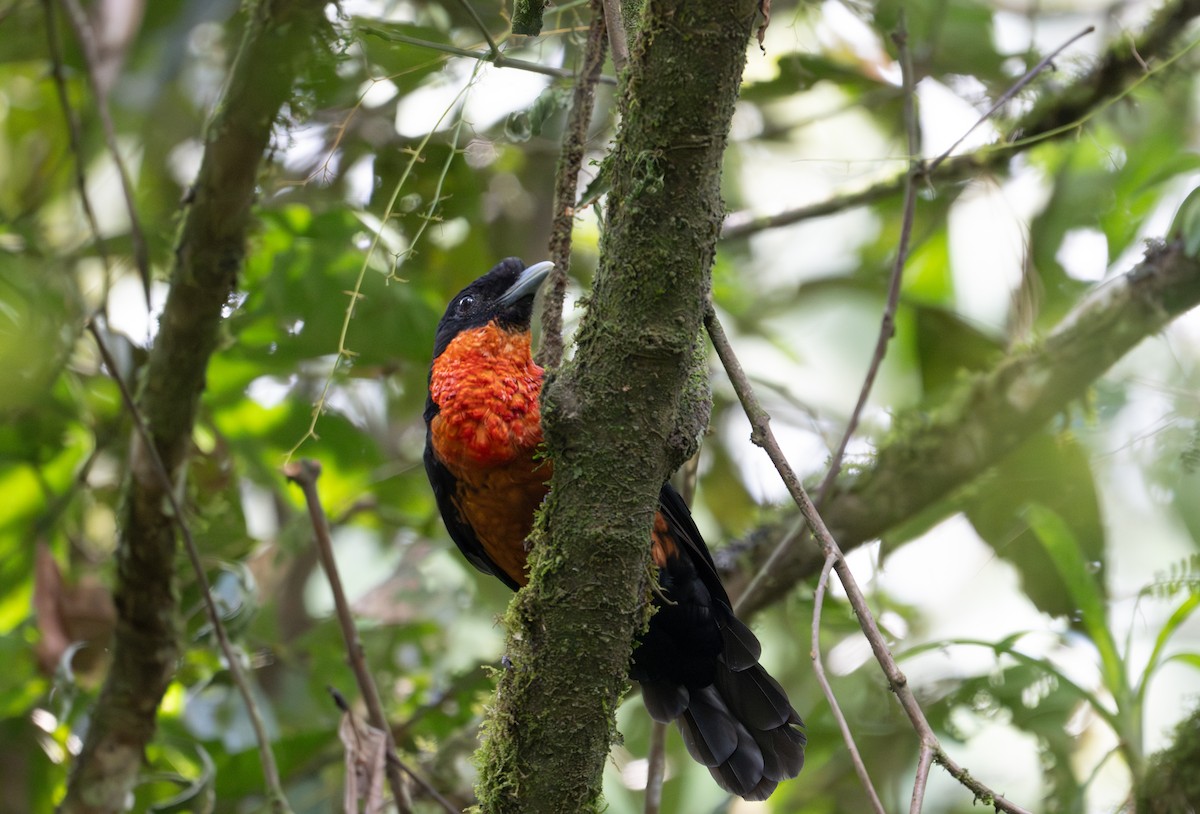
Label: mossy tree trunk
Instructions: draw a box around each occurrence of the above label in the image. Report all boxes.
[61,3,328,811]
[474,0,759,810]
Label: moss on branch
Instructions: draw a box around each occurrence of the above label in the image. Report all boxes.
[474,0,757,810]
[726,239,1200,616]
[1136,703,1200,813]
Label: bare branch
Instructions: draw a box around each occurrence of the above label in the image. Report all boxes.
[57,0,152,311]
[283,460,414,814]
[601,0,629,75]
[539,0,608,368]
[812,554,887,814]
[285,465,463,814]
[642,720,668,814]
[911,745,935,814]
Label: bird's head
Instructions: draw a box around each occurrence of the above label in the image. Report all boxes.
[432,258,554,359]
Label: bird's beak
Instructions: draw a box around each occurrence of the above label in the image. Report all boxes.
[498,261,555,307]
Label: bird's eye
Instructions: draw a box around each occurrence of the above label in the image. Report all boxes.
[455,295,475,314]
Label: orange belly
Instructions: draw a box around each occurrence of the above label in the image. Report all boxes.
[450,455,550,587]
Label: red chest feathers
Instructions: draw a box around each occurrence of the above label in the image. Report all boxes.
[429,325,545,470]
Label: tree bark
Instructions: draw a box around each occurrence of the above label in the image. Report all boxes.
[474,0,758,810]
[62,2,328,811]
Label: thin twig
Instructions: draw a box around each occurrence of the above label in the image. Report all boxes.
[720,12,1188,241]
[287,80,473,459]
[642,720,668,814]
[600,0,629,75]
[816,19,921,506]
[88,321,291,814]
[911,743,935,814]
[453,0,501,60]
[285,462,461,814]
[538,0,608,367]
[283,460,415,814]
[721,179,902,240]
[736,16,922,610]
[704,306,1034,814]
[361,25,617,85]
[42,0,112,302]
[926,25,1094,175]
[58,0,153,312]
[811,554,887,814]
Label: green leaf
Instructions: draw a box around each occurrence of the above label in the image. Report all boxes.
[964,433,1106,620]
[1169,186,1200,257]
[912,305,1002,403]
[1026,504,1128,705]
[1163,652,1200,672]
[1136,593,1200,709]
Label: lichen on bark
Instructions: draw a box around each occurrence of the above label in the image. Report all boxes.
[1136,703,1200,814]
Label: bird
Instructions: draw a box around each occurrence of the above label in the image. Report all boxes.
[423,257,806,800]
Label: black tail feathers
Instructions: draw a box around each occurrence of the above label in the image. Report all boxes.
[642,617,806,801]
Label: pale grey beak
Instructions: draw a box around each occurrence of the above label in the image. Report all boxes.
[498,260,555,307]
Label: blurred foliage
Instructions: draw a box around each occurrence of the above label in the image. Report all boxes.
[1,0,1199,812]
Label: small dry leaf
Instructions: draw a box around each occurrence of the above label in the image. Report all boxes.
[339,711,388,814]
[757,0,772,51]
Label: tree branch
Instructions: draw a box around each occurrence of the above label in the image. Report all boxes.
[61,2,329,811]
[725,238,1200,615]
[90,323,290,813]
[707,305,1034,814]
[721,0,1200,240]
[285,459,452,814]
